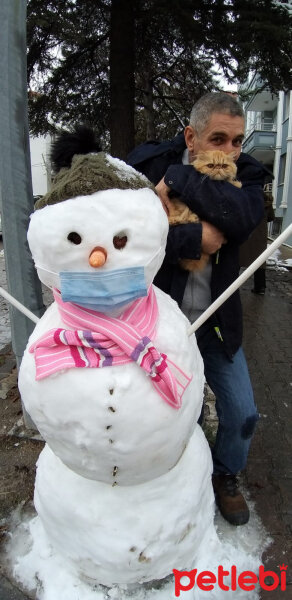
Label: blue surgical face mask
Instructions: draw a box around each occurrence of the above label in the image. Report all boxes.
[35,246,163,313]
[60,267,147,312]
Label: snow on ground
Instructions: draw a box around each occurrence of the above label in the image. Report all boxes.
[266,248,291,271]
[4,494,271,600]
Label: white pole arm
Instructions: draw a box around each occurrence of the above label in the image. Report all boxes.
[0,286,40,324]
[188,223,292,336]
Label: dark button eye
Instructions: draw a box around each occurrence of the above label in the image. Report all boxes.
[67,232,82,245]
[207,163,214,168]
[113,235,127,249]
[222,164,228,169]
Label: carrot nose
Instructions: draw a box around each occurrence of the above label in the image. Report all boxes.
[89,247,107,268]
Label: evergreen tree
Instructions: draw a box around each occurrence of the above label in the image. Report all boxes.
[27,0,292,158]
[109,0,135,158]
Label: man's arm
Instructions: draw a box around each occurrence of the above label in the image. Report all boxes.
[156,181,226,263]
[160,161,265,244]
[163,220,226,264]
[165,222,202,264]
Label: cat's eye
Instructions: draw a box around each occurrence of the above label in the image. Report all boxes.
[67,232,82,245]
[222,164,228,168]
[113,233,127,249]
[207,163,214,168]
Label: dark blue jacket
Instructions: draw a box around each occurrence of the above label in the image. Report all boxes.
[128,134,268,357]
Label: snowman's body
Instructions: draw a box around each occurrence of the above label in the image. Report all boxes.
[19,165,217,587]
[20,285,204,485]
[34,429,215,585]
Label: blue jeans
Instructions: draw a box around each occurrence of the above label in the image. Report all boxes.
[198,332,259,475]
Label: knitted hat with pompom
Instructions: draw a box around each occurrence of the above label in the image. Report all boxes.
[35,125,154,210]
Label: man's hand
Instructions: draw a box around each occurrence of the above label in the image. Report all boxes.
[201,221,227,255]
[155,178,172,215]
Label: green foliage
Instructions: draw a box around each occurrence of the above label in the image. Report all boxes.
[230,0,292,91]
[27,0,292,144]
[27,0,111,138]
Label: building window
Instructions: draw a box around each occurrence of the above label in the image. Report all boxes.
[278,154,286,185]
[284,92,290,121]
[270,218,283,237]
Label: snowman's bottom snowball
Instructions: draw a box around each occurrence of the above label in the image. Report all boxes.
[35,427,217,586]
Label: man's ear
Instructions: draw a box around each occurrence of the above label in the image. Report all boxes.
[184,126,196,152]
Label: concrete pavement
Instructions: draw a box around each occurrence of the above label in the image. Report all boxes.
[241,265,292,599]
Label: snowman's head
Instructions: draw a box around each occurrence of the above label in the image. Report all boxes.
[28,130,168,308]
[28,185,168,292]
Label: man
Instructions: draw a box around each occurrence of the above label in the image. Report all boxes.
[128,92,268,526]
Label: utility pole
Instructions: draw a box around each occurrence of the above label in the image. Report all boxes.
[0,1,45,427]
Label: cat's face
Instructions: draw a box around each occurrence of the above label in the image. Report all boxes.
[193,150,237,180]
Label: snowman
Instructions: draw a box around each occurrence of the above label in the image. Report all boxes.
[18,128,217,587]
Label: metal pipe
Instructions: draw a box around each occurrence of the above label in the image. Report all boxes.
[188,223,292,336]
[0,286,39,324]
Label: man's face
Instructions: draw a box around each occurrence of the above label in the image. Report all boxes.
[184,112,245,162]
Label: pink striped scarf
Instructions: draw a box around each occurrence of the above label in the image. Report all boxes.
[29,286,192,409]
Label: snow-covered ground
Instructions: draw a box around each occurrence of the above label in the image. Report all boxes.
[266,248,292,271]
[4,494,271,600]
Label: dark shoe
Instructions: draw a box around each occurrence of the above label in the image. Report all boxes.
[212,474,250,526]
[251,288,265,295]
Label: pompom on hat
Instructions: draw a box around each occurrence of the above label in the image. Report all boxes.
[35,125,154,210]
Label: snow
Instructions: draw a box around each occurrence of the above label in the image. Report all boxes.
[20,187,205,485]
[5,495,271,600]
[105,154,151,185]
[19,286,205,485]
[17,179,216,592]
[31,432,214,585]
[27,188,168,293]
[7,162,273,599]
[266,248,291,271]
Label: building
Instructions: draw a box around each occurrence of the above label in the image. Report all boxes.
[29,134,52,200]
[242,73,292,245]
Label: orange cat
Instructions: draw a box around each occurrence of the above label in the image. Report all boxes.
[168,150,242,271]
